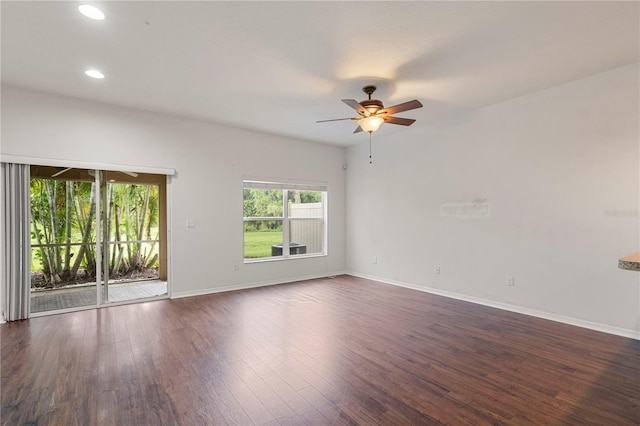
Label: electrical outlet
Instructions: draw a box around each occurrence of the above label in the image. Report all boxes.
[373,257,378,264]
[507,275,515,286]
[435,266,441,274]
[233,264,239,272]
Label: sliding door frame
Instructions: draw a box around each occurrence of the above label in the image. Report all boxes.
[1,155,175,317]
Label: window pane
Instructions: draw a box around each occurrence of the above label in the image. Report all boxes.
[288,191,323,256]
[289,219,323,255]
[244,220,283,258]
[244,189,283,217]
[287,190,322,215]
[30,179,97,289]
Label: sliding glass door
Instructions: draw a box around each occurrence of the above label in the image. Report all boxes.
[30,169,98,312]
[29,166,168,315]
[100,172,167,304]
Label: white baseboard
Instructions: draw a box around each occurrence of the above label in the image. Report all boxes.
[347,272,640,341]
[171,271,347,300]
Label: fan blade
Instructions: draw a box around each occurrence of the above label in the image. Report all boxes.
[353,126,363,134]
[384,116,416,126]
[379,100,423,115]
[342,99,367,116]
[121,171,139,178]
[317,117,357,123]
[52,167,72,178]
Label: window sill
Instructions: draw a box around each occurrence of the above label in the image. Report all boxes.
[243,253,327,264]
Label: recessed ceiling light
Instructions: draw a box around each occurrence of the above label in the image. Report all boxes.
[78,4,105,20]
[85,69,105,79]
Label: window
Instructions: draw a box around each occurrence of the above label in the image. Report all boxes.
[243,180,327,261]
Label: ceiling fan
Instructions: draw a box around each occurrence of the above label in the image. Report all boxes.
[317,85,423,134]
[51,167,138,178]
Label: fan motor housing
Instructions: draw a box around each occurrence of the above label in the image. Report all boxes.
[360,99,383,113]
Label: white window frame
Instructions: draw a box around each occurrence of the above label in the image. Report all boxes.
[243,180,328,263]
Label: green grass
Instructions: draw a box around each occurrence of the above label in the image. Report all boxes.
[244,230,282,258]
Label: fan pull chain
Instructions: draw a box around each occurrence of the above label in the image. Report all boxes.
[369,132,372,164]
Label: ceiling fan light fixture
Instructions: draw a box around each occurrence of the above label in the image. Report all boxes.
[358,116,384,133]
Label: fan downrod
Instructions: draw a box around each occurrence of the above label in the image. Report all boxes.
[362,85,377,99]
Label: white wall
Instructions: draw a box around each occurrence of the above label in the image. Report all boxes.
[346,63,640,337]
[1,85,347,297]
[2,63,638,337]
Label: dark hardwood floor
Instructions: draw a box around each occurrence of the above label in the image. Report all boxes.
[1,275,638,425]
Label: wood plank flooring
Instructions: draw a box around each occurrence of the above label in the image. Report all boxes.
[2,275,639,425]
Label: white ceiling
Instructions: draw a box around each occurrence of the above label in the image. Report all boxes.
[2,1,638,146]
